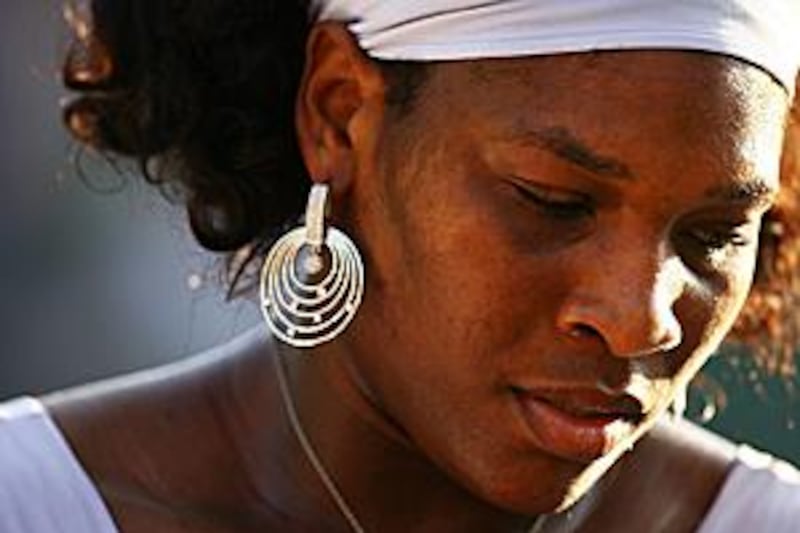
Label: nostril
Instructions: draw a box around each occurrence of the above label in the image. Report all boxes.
[556,291,683,358]
[567,323,599,339]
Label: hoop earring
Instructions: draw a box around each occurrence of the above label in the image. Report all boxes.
[259,183,364,348]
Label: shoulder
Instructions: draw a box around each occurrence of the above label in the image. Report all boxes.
[605,419,799,533]
[621,418,739,500]
[583,419,737,532]
[38,327,276,528]
[637,417,739,472]
[697,444,800,533]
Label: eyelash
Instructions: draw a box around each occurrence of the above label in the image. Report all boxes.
[511,180,594,220]
[509,178,757,261]
[686,226,753,254]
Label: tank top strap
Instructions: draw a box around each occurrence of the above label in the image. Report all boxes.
[0,396,119,533]
[698,444,800,533]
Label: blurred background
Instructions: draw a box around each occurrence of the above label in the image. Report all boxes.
[0,1,797,463]
[0,0,259,397]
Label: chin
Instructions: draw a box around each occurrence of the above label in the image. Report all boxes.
[526,455,621,515]
[460,458,591,516]
[553,424,650,513]
[481,441,635,517]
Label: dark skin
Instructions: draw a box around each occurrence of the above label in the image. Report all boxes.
[47,330,733,533]
[45,23,788,533]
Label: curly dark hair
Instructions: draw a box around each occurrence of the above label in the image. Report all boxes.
[62,0,800,375]
[64,0,313,254]
[734,100,800,376]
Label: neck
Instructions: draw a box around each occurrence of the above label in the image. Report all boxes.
[270,337,540,533]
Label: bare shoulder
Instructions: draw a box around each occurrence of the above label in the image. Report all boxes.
[578,420,738,533]
[622,418,739,508]
[40,327,278,531]
[640,417,739,469]
[41,327,271,466]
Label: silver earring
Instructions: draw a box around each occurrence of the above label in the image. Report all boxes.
[259,183,364,348]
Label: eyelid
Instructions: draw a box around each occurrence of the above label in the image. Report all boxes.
[691,226,752,248]
[505,175,592,203]
[680,219,761,267]
[506,176,596,220]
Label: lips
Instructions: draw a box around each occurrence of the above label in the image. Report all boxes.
[512,388,645,463]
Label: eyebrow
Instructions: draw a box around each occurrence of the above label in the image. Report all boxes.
[706,179,778,209]
[503,125,778,207]
[506,126,635,180]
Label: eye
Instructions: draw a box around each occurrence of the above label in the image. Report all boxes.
[691,228,751,251]
[509,178,595,220]
[682,222,758,263]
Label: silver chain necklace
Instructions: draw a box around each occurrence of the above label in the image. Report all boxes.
[272,353,549,533]
[273,353,366,533]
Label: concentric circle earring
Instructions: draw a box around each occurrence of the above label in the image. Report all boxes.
[259,183,364,348]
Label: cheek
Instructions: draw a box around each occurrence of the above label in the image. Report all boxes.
[708,250,760,333]
[352,150,568,399]
[394,172,567,357]
[675,254,757,378]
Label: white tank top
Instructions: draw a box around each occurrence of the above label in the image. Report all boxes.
[0,397,118,533]
[698,444,800,532]
[0,396,797,532]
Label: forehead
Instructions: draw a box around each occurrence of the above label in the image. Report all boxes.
[416,50,788,189]
[438,50,786,126]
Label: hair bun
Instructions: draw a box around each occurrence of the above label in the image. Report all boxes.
[63,0,312,253]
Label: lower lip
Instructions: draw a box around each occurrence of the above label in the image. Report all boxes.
[514,393,635,462]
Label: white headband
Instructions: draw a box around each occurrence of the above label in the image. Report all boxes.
[314,0,800,95]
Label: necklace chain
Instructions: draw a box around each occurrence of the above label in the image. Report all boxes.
[272,352,548,533]
[273,353,366,533]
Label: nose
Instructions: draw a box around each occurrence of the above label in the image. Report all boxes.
[557,246,685,359]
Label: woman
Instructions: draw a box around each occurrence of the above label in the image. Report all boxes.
[1,0,799,531]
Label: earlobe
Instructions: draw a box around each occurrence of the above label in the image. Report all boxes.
[295,22,385,193]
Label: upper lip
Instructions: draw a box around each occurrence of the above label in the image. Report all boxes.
[511,387,646,422]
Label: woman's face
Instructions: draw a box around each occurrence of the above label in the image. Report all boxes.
[341,51,788,512]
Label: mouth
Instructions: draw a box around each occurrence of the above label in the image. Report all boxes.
[511,387,646,463]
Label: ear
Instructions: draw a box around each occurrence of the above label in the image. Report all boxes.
[295,22,386,196]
